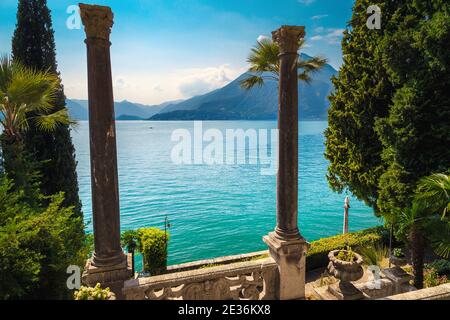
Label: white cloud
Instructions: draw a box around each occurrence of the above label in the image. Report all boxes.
[177,64,241,97]
[311,14,329,20]
[314,26,325,33]
[307,28,345,45]
[310,35,323,41]
[326,28,345,37]
[257,35,270,42]
[324,28,345,44]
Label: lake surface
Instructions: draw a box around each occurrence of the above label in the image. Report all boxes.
[72,121,381,266]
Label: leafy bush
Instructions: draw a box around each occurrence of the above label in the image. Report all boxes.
[0,176,88,299]
[74,283,112,300]
[360,245,388,267]
[423,268,449,288]
[392,248,404,258]
[121,230,139,253]
[336,247,356,262]
[138,228,169,275]
[306,227,385,270]
[425,260,450,277]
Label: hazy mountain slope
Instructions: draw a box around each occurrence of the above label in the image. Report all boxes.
[66,99,181,120]
[151,54,337,120]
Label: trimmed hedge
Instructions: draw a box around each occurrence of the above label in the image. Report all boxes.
[138,228,169,275]
[306,226,387,271]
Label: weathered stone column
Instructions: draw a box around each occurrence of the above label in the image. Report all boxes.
[79,3,131,296]
[263,25,308,300]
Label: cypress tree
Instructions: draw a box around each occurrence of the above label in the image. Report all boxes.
[324,0,399,212]
[12,0,82,217]
[375,0,450,216]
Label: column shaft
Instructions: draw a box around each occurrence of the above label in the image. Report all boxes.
[80,3,125,267]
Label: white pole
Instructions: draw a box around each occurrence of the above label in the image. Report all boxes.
[343,196,350,234]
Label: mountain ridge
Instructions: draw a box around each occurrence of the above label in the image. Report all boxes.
[150,54,337,120]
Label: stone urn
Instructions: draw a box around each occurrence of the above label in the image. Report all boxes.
[327,249,364,300]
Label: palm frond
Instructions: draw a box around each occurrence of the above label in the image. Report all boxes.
[0,55,13,92]
[33,108,72,133]
[298,71,312,84]
[7,64,59,114]
[240,75,265,90]
[415,173,450,218]
[297,56,328,74]
[242,37,326,90]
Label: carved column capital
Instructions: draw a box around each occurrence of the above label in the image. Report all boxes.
[272,25,305,55]
[79,3,114,41]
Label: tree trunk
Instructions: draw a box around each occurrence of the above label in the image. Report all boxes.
[410,223,425,289]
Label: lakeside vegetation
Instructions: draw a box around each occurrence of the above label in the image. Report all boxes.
[0,0,449,299]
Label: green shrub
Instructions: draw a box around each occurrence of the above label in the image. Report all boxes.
[423,268,449,288]
[425,260,450,277]
[360,245,388,267]
[138,228,169,275]
[392,248,404,258]
[306,227,385,270]
[74,283,112,300]
[336,247,356,262]
[0,176,88,300]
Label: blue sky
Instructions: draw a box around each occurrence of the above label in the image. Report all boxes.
[0,0,354,104]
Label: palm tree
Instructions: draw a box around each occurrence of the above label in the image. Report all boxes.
[0,55,72,190]
[415,174,450,260]
[396,173,450,288]
[240,38,327,90]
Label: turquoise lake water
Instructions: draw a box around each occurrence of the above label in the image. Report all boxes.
[72,121,381,266]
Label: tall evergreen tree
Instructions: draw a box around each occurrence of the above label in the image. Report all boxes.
[326,0,450,288]
[12,0,82,217]
[324,0,400,211]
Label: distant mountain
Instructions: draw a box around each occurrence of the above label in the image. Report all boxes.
[151,54,337,121]
[66,99,182,120]
[116,115,145,120]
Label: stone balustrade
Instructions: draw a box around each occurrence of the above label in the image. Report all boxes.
[122,258,277,300]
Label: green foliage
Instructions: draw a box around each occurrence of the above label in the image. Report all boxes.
[392,248,404,258]
[74,283,111,300]
[325,0,399,211]
[121,230,139,253]
[336,247,356,262]
[360,245,388,267]
[240,38,327,89]
[12,0,82,217]
[423,268,449,288]
[137,228,169,275]
[325,0,450,289]
[375,2,450,216]
[0,175,88,300]
[306,227,385,270]
[425,260,450,277]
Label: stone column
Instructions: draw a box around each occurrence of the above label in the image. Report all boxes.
[263,25,308,300]
[343,196,350,234]
[79,3,131,297]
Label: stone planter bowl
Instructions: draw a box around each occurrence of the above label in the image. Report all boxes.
[327,250,364,283]
[327,249,365,300]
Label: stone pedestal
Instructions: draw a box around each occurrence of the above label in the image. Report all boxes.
[263,232,308,300]
[382,267,414,294]
[328,281,365,300]
[82,253,133,299]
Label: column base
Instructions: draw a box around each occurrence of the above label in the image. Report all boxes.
[263,231,308,300]
[82,253,133,299]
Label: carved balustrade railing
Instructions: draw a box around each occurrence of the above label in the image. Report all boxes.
[122,258,277,300]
